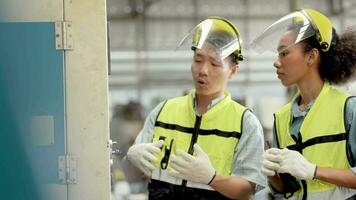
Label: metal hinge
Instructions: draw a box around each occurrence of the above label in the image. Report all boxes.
[58,155,77,184]
[55,21,73,50]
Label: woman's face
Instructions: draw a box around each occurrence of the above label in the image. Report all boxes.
[273,31,310,86]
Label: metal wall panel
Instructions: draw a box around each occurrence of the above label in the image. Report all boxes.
[64,0,111,199]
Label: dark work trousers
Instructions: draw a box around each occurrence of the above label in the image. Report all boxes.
[148,179,232,200]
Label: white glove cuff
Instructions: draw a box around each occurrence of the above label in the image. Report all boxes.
[312,165,317,180]
[207,171,217,185]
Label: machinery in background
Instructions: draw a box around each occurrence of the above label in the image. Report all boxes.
[110,101,147,200]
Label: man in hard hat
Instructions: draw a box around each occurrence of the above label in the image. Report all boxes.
[124,16,266,200]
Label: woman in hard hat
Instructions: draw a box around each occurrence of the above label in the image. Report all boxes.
[252,8,356,200]
[124,17,267,200]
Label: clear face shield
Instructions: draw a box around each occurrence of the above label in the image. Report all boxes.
[177,18,242,63]
[251,11,317,54]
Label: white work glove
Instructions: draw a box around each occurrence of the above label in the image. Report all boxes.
[168,144,216,185]
[277,148,317,180]
[126,140,164,177]
[261,148,283,177]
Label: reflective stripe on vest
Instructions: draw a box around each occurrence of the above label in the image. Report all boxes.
[275,83,352,198]
[152,91,246,189]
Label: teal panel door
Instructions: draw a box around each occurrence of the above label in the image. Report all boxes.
[0,22,66,199]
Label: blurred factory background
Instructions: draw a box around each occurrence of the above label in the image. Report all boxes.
[107,0,356,199]
[0,0,355,200]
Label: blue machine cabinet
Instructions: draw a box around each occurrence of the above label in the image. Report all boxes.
[0,22,66,198]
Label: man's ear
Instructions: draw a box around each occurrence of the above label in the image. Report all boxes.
[229,64,239,78]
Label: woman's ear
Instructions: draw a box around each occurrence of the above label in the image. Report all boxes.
[308,48,320,65]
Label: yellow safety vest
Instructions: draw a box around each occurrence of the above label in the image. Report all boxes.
[153,91,246,176]
[275,83,353,198]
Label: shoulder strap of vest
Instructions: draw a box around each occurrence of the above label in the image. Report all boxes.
[155,100,168,123]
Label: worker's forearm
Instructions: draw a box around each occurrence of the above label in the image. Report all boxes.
[209,174,254,200]
[315,167,356,189]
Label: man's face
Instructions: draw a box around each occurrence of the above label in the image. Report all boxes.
[191,45,237,98]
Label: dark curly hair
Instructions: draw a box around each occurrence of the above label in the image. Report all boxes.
[301,27,356,84]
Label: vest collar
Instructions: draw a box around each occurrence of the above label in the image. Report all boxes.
[190,90,231,116]
[299,82,330,132]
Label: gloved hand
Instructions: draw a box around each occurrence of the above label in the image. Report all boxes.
[261,148,283,176]
[168,144,216,185]
[126,140,164,176]
[277,148,317,180]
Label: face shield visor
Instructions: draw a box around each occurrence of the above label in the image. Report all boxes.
[177,18,242,63]
[251,11,317,54]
